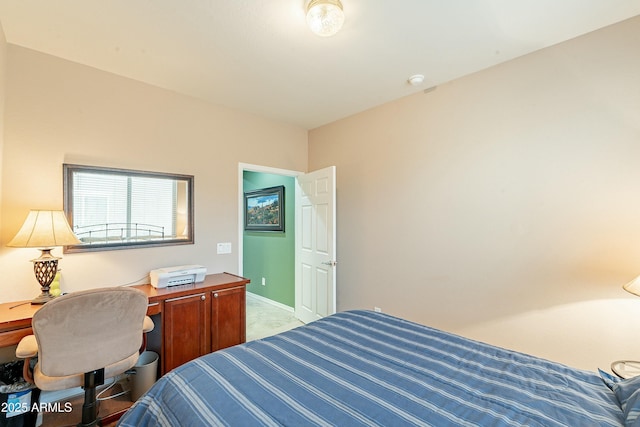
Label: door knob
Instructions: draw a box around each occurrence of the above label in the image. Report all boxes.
[321,261,337,266]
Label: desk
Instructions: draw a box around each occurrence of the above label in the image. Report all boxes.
[0,300,40,347]
[0,273,249,374]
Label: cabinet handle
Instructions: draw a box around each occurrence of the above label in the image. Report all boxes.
[166,293,205,303]
[213,293,219,298]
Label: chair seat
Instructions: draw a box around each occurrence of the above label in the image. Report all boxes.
[33,352,139,391]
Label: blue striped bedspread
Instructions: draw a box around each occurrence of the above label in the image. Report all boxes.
[118,310,623,426]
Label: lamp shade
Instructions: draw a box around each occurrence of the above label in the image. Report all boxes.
[624,275,640,297]
[8,210,81,248]
[306,0,344,37]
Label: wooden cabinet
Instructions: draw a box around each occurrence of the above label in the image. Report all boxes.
[133,272,249,374]
[211,286,246,351]
[163,292,208,373]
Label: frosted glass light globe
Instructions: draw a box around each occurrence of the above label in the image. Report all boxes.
[306,0,345,37]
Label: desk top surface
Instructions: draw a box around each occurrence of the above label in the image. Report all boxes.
[0,300,39,330]
[134,272,249,302]
[0,272,249,332]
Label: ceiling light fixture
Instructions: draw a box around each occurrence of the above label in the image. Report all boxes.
[306,0,345,37]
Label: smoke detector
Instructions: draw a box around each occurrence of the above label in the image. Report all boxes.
[408,74,425,86]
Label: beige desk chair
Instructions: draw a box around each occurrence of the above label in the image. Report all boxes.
[16,287,154,427]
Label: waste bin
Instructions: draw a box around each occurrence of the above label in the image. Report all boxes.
[130,351,158,401]
[0,361,40,427]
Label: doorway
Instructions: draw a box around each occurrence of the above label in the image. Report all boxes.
[237,163,337,324]
[238,164,301,316]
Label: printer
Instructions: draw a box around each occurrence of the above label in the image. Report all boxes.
[149,265,207,288]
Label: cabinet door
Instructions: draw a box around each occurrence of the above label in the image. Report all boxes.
[163,293,209,373]
[211,286,246,351]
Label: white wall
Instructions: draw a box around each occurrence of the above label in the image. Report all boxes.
[308,16,640,370]
[0,45,308,303]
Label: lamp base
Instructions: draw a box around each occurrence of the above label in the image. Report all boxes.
[31,291,56,305]
[30,249,60,305]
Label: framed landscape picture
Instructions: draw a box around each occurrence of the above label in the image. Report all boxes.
[244,185,285,232]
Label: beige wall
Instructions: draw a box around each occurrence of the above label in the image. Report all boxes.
[0,22,6,234]
[309,16,640,370]
[2,16,639,371]
[0,45,307,303]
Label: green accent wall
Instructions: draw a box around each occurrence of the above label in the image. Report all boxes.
[243,171,295,308]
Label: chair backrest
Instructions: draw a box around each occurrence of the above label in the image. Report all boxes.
[32,287,148,377]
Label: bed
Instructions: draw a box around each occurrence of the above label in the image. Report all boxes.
[118,310,636,426]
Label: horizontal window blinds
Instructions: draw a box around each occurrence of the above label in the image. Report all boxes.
[72,171,177,243]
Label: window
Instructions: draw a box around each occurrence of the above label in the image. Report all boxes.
[63,164,194,252]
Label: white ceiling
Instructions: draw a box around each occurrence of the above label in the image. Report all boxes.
[1,1,639,129]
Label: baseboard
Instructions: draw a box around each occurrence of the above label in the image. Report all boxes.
[246,292,294,313]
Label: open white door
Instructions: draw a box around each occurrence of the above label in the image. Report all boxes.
[295,166,336,324]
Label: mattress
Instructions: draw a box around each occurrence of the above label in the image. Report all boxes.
[118,310,625,426]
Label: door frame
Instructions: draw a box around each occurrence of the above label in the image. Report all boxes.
[237,162,302,282]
